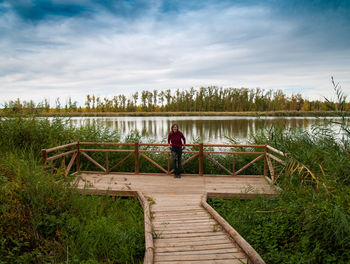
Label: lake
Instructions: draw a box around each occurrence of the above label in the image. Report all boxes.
[60,116,342,144]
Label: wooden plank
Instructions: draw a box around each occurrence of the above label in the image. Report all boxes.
[152,208,203,213]
[153,216,211,222]
[154,228,217,234]
[151,205,202,211]
[47,150,77,161]
[155,238,232,247]
[266,153,285,165]
[46,142,77,153]
[153,222,216,229]
[203,144,265,148]
[154,259,247,264]
[134,142,139,174]
[203,174,263,178]
[154,252,246,261]
[154,234,229,243]
[206,192,276,199]
[136,191,154,264]
[105,152,109,173]
[66,151,77,176]
[80,148,134,153]
[199,143,203,175]
[204,154,232,175]
[152,219,216,225]
[41,149,47,166]
[140,150,172,153]
[80,142,134,146]
[139,143,197,147]
[232,153,235,175]
[167,152,170,174]
[204,151,264,155]
[152,212,209,218]
[266,155,275,182]
[140,153,168,174]
[266,145,285,156]
[76,188,137,197]
[157,232,228,239]
[234,154,264,176]
[156,247,239,255]
[80,151,106,172]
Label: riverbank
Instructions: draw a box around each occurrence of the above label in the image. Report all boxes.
[1,110,349,117]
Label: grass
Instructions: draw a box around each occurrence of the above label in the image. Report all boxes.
[209,125,350,264]
[0,118,144,263]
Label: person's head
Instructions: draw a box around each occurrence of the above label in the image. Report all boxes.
[171,123,178,133]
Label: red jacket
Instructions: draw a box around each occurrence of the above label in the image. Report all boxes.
[168,131,186,147]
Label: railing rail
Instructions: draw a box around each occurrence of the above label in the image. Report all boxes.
[41,142,286,180]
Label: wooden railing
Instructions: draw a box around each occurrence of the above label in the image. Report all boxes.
[41,142,287,182]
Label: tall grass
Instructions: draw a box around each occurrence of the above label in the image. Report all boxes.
[210,125,350,263]
[0,118,144,263]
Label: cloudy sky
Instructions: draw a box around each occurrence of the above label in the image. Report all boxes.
[1,0,349,106]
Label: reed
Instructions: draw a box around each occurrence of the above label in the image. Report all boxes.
[210,124,350,264]
[0,118,144,263]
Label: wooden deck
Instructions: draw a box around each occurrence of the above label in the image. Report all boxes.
[42,141,286,263]
[76,173,277,263]
[76,173,276,197]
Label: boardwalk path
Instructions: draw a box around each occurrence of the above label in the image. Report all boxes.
[77,173,276,263]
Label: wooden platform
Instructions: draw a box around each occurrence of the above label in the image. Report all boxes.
[76,173,276,263]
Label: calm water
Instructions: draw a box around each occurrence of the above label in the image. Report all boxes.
[62,116,342,144]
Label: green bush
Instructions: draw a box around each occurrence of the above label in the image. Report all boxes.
[0,118,144,263]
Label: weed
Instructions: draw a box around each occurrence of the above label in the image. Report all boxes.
[146,196,156,206]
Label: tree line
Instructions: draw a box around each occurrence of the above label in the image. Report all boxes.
[1,86,348,114]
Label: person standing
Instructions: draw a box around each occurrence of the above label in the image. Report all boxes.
[168,124,186,178]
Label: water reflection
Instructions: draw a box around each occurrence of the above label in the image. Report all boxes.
[62,116,341,144]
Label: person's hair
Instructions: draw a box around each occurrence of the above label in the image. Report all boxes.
[171,123,178,132]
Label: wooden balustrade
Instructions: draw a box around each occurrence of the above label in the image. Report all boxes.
[41,142,287,180]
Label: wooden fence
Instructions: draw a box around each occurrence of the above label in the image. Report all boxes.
[41,142,286,182]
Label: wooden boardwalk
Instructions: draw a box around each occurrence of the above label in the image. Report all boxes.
[76,173,277,263]
[42,141,286,263]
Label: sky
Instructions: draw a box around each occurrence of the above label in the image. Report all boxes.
[0,0,350,106]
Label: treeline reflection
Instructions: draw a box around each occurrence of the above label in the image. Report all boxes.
[68,116,328,143]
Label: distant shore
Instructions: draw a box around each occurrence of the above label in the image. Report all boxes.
[1,111,349,117]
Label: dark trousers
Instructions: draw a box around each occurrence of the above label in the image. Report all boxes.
[171,146,182,175]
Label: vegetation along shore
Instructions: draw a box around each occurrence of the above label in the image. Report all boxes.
[2,86,350,116]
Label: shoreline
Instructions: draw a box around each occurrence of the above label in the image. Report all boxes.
[0,111,349,118]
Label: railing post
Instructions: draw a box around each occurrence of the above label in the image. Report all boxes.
[76,141,80,173]
[135,142,139,174]
[62,156,66,178]
[232,153,236,176]
[199,143,204,176]
[167,151,170,175]
[106,152,109,174]
[264,145,268,177]
[41,149,47,174]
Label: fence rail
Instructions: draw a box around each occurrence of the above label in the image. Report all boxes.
[41,142,287,182]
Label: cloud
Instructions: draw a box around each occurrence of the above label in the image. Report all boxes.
[0,0,349,106]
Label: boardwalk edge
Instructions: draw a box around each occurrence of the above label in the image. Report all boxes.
[200,192,266,264]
